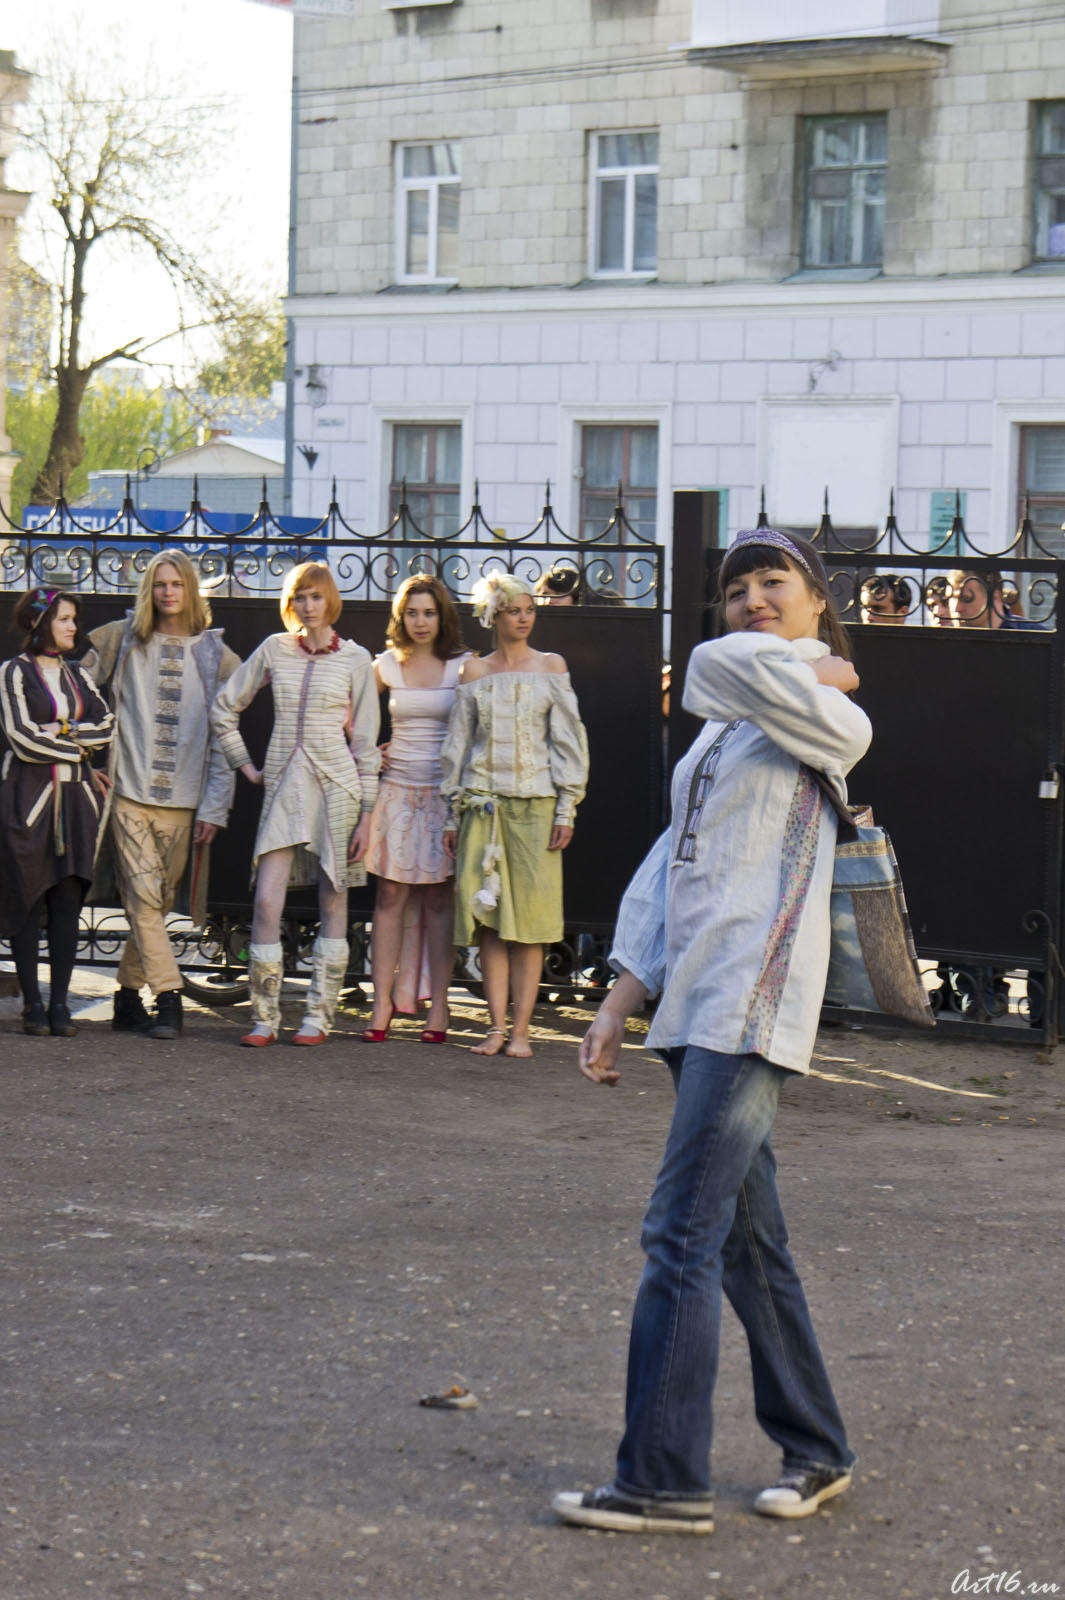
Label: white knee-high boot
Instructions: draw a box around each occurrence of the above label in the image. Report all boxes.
[293,937,349,1045]
[241,942,284,1046]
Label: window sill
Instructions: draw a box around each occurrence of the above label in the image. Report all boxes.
[784,266,883,283]
[581,273,659,286]
[382,280,459,293]
[383,0,455,8]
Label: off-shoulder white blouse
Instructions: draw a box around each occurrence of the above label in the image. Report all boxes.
[439,670,589,829]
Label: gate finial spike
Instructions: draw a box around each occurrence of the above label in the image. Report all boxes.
[756,487,768,529]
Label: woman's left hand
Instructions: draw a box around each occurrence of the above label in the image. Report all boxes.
[349,814,372,861]
[548,824,574,851]
[91,769,113,797]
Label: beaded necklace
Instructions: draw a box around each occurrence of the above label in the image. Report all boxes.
[297,631,340,657]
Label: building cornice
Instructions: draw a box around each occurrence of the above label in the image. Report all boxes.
[287,274,1065,323]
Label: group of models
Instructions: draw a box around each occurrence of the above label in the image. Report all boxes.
[2,527,867,1532]
[0,551,588,1056]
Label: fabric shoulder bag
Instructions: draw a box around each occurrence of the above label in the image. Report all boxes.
[806,768,934,1029]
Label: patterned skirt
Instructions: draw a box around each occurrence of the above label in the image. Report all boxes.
[366,776,451,885]
[453,794,562,946]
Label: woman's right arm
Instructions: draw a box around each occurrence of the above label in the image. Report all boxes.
[683,633,871,776]
[209,641,272,780]
[578,829,670,1085]
[439,684,477,850]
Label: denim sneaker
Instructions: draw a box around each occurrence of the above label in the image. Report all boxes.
[754,1466,852,1519]
[552,1484,714,1535]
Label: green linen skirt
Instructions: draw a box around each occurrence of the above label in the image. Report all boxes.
[454,794,562,946]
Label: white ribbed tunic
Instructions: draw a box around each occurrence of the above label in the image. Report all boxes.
[610,634,872,1075]
[210,633,380,891]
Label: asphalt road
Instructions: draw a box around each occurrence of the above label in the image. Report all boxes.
[0,977,1061,1600]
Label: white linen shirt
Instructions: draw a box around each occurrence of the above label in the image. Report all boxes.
[610,633,872,1075]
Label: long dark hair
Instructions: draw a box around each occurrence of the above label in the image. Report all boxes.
[718,533,853,662]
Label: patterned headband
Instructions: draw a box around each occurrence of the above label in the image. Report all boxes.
[726,529,823,583]
[27,588,60,623]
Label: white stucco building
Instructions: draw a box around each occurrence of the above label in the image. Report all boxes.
[285,0,1065,566]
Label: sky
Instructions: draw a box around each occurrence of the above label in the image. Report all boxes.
[5,0,294,383]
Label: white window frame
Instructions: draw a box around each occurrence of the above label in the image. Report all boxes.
[367,405,473,535]
[558,402,672,549]
[802,114,887,270]
[394,142,461,286]
[992,401,1065,549]
[588,131,659,280]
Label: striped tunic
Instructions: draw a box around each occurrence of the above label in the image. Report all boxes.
[0,654,114,935]
[210,633,380,891]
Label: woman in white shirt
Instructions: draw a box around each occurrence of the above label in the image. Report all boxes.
[363,576,470,1044]
[553,530,871,1535]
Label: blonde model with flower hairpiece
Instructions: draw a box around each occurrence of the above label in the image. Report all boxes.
[440,573,588,1057]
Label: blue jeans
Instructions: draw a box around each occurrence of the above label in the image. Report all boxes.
[615,1046,855,1501]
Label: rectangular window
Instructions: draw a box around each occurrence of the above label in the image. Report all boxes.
[579,425,658,599]
[803,114,886,269]
[389,423,462,540]
[396,142,461,283]
[1034,103,1065,261]
[591,131,658,277]
[1018,425,1065,557]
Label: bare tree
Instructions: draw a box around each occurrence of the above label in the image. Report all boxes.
[16,44,240,503]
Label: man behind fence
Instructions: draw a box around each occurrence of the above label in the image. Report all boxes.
[82,550,241,1040]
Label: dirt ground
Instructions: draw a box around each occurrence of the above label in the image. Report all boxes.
[0,974,1061,1600]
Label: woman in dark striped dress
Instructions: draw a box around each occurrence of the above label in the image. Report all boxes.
[0,590,114,1036]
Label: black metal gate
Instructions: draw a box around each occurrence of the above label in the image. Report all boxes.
[0,484,666,996]
[685,510,1065,1049]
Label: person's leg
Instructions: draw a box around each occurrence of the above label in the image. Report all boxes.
[614,1048,784,1501]
[12,899,44,1004]
[722,1137,854,1475]
[11,897,45,1022]
[392,891,427,1014]
[368,877,409,1031]
[505,942,542,1057]
[294,873,349,1043]
[43,876,82,1030]
[250,848,293,946]
[113,800,193,998]
[421,879,454,1036]
[473,927,508,1054]
[243,849,294,1044]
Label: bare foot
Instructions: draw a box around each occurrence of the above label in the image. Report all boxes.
[471,1027,506,1056]
[505,1035,533,1058]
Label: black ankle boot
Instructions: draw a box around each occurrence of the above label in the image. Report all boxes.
[147,989,183,1040]
[22,1002,50,1037]
[113,986,151,1032]
[48,1001,77,1037]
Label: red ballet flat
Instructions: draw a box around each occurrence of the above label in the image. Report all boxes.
[292,1026,328,1047]
[240,1029,277,1048]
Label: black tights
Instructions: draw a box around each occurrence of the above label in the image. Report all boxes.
[11,877,83,1010]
